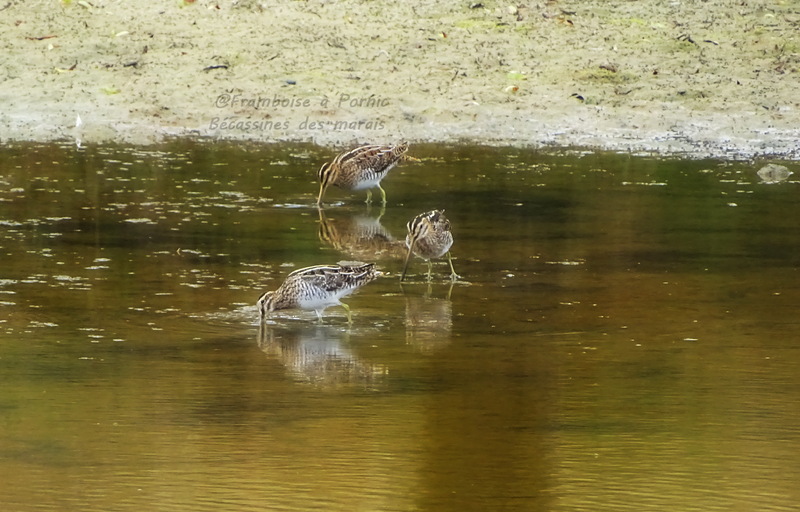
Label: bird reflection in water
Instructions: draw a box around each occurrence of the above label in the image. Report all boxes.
[257,323,388,389]
[401,281,454,353]
[757,163,793,184]
[317,207,407,262]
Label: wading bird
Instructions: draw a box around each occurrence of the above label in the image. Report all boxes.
[257,262,380,323]
[401,210,457,282]
[316,142,412,206]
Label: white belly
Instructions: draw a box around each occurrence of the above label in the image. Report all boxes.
[350,161,398,190]
[297,287,354,311]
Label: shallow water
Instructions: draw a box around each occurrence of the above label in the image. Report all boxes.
[1,140,799,511]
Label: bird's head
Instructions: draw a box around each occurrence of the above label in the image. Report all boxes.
[257,291,276,317]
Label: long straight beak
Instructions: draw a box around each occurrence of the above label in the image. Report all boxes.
[316,182,326,206]
[400,239,416,281]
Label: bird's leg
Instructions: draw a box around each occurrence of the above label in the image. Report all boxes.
[315,309,324,323]
[426,260,433,282]
[377,184,387,205]
[340,302,353,324]
[446,252,458,281]
[365,189,373,205]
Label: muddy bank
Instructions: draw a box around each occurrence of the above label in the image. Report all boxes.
[2,0,799,159]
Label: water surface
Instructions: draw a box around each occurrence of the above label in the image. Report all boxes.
[1,141,799,511]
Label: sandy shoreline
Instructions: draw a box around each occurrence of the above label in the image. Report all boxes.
[2,0,799,159]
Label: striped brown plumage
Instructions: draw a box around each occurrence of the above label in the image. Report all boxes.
[316,142,410,205]
[401,210,457,281]
[257,262,380,323]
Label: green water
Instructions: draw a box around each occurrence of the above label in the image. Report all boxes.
[1,140,799,511]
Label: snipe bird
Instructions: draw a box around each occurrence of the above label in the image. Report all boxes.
[316,142,411,206]
[257,262,380,323]
[401,210,457,282]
